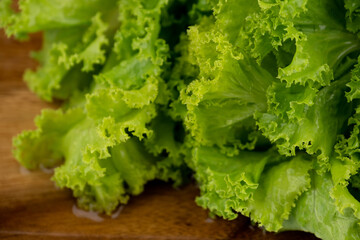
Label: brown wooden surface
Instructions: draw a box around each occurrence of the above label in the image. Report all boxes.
[0,30,318,240]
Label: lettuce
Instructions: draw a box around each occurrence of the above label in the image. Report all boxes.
[9,0,193,214]
[174,0,360,239]
[3,0,360,239]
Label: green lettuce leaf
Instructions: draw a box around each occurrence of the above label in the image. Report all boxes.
[345,0,360,34]
[241,0,360,87]
[283,172,360,240]
[0,0,117,38]
[346,56,360,101]
[12,0,190,214]
[25,12,114,101]
[178,3,275,153]
[193,147,272,220]
[193,146,313,231]
[256,75,353,171]
[0,0,120,101]
[14,106,166,213]
[242,154,313,231]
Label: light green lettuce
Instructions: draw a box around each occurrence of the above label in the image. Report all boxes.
[283,172,360,240]
[1,0,119,101]
[175,0,360,239]
[10,0,195,214]
[4,0,360,239]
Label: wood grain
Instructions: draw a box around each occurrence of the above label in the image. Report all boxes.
[0,30,318,240]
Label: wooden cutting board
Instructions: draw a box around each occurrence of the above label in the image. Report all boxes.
[0,30,318,240]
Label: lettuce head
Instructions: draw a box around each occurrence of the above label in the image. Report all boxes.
[3,0,360,239]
